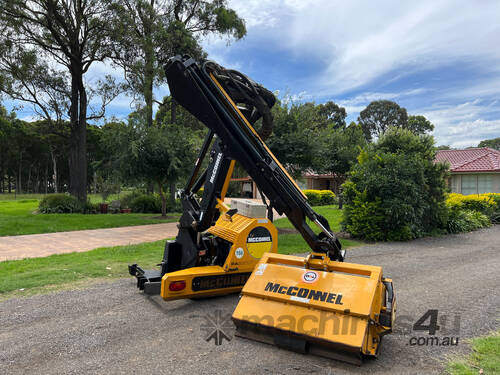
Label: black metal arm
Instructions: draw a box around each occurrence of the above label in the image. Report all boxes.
[165,56,343,261]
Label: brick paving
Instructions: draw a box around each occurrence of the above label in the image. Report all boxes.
[0,198,285,262]
[0,223,178,261]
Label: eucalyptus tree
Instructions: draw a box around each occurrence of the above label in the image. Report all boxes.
[0,0,119,202]
[107,0,246,127]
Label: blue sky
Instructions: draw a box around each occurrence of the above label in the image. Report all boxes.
[7,0,500,147]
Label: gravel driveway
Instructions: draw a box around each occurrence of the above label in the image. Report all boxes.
[1,226,499,375]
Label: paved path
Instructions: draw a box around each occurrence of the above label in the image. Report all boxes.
[0,198,283,262]
[0,223,178,261]
[1,226,498,374]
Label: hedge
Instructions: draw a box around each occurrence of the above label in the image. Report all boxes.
[122,192,181,213]
[446,193,497,216]
[446,192,500,227]
[39,194,98,214]
[39,194,83,213]
[447,209,491,233]
[303,189,336,206]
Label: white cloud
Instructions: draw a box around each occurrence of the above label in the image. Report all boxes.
[228,0,314,29]
[336,88,428,115]
[420,100,500,147]
[220,0,500,96]
[290,1,500,93]
[220,1,500,148]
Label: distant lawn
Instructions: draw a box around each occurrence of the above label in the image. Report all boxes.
[0,192,123,203]
[0,201,364,298]
[278,233,363,254]
[274,205,343,232]
[447,331,500,375]
[0,199,179,237]
[0,231,363,298]
[0,201,345,238]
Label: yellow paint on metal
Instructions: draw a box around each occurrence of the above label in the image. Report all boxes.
[247,241,272,259]
[209,73,306,200]
[220,159,235,199]
[160,213,278,300]
[232,252,395,359]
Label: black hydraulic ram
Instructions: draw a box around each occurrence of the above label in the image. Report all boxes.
[164,56,343,261]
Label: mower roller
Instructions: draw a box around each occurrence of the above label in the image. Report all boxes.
[129,55,396,363]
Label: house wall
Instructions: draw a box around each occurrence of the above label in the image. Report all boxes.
[304,177,344,195]
[450,173,500,194]
[306,178,332,190]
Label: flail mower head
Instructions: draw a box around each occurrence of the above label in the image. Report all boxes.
[232,252,396,364]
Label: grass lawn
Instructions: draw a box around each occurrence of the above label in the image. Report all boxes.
[0,203,363,298]
[0,192,123,202]
[0,239,167,299]
[277,233,363,254]
[274,205,344,232]
[0,199,179,237]
[447,331,500,374]
[0,226,362,298]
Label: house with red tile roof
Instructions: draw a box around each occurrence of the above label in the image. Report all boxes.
[231,171,344,199]
[436,147,500,194]
[301,170,344,194]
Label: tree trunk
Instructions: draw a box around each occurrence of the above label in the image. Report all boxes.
[68,67,88,203]
[144,2,155,128]
[8,174,12,193]
[169,180,176,205]
[27,163,32,193]
[50,148,58,193]
[144,61,154,127]
[158,181,167,217]
[0,164,3,193]
[44,160,48,194]
[18,151,23,194]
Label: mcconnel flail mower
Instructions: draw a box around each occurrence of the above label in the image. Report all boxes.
[129,56,396,364]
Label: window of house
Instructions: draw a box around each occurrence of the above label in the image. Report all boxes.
[461,174,494,194]
[477,174,493,194]
[461,175,477,195]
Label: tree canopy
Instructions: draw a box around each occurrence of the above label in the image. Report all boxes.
[342,128,449,241]
[107,0,246,127]
[478,137,500,150]
[358,100,408,141]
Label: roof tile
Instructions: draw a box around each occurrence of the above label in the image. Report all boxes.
[436,148,500,172]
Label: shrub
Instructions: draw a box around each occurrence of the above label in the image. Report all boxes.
[343,188,385,241]
[81,201,99,214]
[130,194,161,213]
[303,189,336,206]
[485,193,500,224]
[447,209,491,233]
[120,191,144,209]
[342,128,449,241]
[446,193,496,216]
[39,194,82,213]
[445,193,499,228]
[319,190,337,205]
[303,190,321,205]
